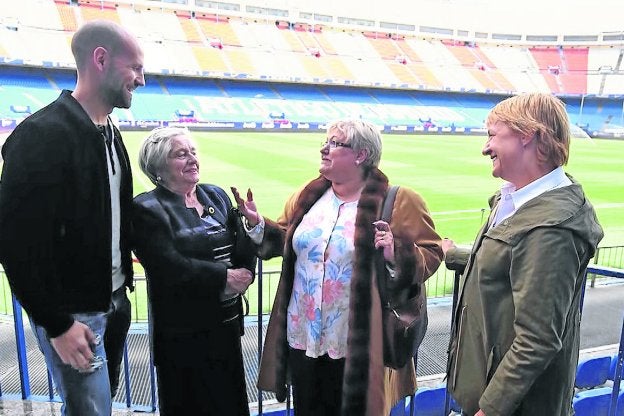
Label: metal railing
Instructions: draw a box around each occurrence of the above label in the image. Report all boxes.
[0,246,623,415]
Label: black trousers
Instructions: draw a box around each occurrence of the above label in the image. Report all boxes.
[288,347,346,416]
[104,286,131,397]
[154,319,249,416]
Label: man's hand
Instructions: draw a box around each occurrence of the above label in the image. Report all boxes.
[50,320,96,371]
[475,409,486,416]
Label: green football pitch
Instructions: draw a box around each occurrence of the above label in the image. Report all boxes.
[1,131,623,317]
[124,131,624,246]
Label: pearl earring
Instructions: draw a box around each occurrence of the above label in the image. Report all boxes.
[156,175,162,182]
[355,161,360,166]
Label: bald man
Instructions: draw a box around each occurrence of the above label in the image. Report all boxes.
[0,20,144,415]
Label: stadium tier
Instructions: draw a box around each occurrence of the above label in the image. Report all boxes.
[0,0,623,96]
[0,0,623,136]
[1,65,622,136]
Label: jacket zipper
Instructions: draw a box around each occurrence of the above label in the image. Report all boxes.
[451,305,467,390]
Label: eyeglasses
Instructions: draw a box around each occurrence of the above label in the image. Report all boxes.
[321,139,352,149]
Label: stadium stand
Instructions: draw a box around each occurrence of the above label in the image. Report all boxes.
[54,1,79,31]
[79,1,122,24]
[1,64,622,135]
[176,12,203,43]
[0,0,623,137]
[561,47,589,94]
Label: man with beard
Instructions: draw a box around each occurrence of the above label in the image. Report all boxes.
[0,20,144,415]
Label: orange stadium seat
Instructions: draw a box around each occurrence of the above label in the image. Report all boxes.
[298,54,330,80]
[196,17,241,47]
[177,15,204,43]
[366,37,403,60]
[223,48,257,77]
[54,1,79,31]
[324,56,356,82]
[295,30,321,51]
[310,31,337,56]
[192,45,229,74]
[78,1,122,24]
[385,61,421,86]
[277,29,307,54]
[443,42,514,93]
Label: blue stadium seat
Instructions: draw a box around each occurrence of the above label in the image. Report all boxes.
[576,356,611,389]
[412,385,446,416]
[573,386,612,416]
[617,388,624,416]
[610,355,624,380]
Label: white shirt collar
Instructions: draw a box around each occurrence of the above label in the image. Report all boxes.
[501,166,572,211]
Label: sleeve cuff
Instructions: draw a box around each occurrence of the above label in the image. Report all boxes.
[244,215,265,245]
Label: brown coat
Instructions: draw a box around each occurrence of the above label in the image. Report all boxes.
[256,169,443,415]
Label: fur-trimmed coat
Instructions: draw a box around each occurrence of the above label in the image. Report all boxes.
[256,169,443,415]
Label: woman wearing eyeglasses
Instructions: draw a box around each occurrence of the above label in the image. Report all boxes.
[232,119,443,416]
[132,127,256,416]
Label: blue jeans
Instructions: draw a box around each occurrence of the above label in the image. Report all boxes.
[32,312,111,416]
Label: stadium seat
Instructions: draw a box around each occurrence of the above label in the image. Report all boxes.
[412,385,446,416]
[610,355,624,380]
[617,388,624,416]
[576,356,611,389]
[573,386,612,416]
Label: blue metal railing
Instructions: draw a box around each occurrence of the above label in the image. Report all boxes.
[1,260,623,415]
[587,265,624,416]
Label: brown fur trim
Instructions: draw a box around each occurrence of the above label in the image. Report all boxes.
[342,169,388,415]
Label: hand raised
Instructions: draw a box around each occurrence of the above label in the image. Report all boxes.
[231,187,260,227]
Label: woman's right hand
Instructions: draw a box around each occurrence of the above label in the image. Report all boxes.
[231,187,260,227]
[224,267,254,296]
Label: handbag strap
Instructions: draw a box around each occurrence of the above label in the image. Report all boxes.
[377,185,399,306]
[381,185,399,224]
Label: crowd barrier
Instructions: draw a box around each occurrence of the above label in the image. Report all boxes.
[0,250,622,414]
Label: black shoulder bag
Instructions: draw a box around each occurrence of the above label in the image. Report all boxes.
[377,185,428,369]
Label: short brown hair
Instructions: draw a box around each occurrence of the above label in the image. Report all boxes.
[487,93,570,166]
[71,20,128,70]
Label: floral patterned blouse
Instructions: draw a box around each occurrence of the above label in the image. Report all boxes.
[287,188,357,359]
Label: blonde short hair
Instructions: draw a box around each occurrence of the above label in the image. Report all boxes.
[487,93,570,166]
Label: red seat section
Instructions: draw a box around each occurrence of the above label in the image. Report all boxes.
[529,47,563,93]
[561,48,589,94]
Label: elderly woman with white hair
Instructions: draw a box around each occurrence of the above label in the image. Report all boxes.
[133,126,256,416]
[232,119,443,416]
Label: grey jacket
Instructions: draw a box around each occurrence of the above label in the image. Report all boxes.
[446,177,603,416]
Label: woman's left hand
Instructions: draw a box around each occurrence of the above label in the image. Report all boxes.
[373,220,395,264]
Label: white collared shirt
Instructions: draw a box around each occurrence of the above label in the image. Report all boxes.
[492,166,572,227]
